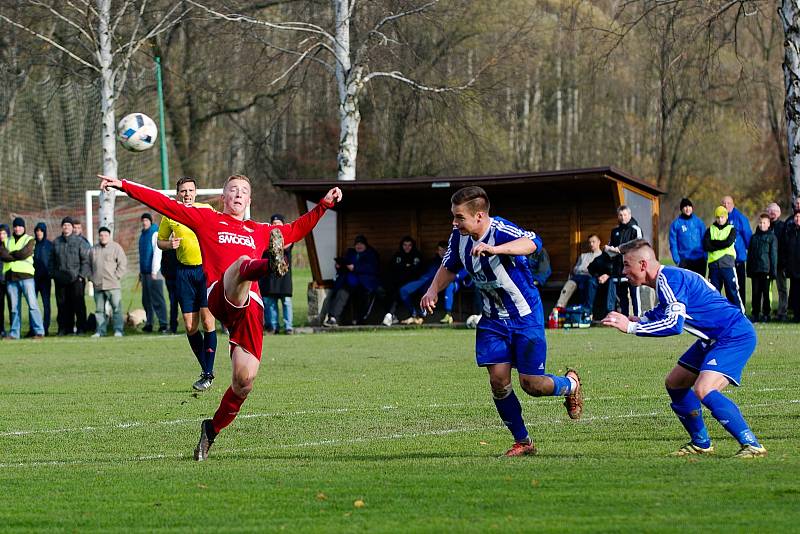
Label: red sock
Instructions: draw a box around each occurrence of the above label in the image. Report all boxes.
[238,258,269,281]
[211,386,246,434]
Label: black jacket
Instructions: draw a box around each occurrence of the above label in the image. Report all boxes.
[50,233,91,284]
[746,228,778,278]
[587,252,614,278]
[609,217,642,276]
[388,247,423,288]
[781,223,800,277]
[259,244,293,298]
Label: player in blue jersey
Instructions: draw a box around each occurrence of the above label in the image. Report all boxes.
[602,239,767,458]
[420,186,583,457]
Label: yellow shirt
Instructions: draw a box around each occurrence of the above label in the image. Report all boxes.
[158,202,211,266]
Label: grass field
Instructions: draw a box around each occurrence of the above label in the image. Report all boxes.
[1,324,799,532]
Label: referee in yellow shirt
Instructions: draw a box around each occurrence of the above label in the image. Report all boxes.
[157,177,217,391]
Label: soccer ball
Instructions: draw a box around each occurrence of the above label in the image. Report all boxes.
[117,113,158,151]
[465,314,481,329]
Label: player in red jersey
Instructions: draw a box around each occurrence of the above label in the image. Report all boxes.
[99,174,341,460]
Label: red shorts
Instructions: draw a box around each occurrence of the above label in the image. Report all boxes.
[207,280,264,360]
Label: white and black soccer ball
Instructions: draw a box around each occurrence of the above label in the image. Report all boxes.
[465,314,481,329]
[117,113,158,152]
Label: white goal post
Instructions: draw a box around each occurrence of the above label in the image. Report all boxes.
[84,188,250,245]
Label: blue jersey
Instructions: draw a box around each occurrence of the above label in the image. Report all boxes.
[443,216,543,320]
[634,265,747,340]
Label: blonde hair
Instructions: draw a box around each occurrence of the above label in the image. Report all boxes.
[223,174,251,190]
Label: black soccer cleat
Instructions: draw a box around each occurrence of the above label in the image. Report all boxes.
[194,419,216,461]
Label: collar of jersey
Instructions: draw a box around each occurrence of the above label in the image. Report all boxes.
[473,217,493,243]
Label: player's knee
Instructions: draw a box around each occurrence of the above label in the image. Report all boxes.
[232,374,254,397]
[693,384,713,400]
[491,381,513,400]
[520,375,549,397]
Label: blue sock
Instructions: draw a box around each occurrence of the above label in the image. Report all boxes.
[187,331,204,368]
[701,390,760,447]
[545,374,572,396]
[667,387,710,447]
[493,390,529,442]
[203,330,217,375]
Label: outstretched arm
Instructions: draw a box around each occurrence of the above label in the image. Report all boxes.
[471,236,537,258]
[420,266,458,314]
[280,187,343,244]
[98,175,205,230]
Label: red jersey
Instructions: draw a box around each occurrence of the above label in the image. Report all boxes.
[121,180,331,292]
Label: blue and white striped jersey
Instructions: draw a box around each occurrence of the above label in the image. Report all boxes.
[634,265,747,340]
[443,216,543,320]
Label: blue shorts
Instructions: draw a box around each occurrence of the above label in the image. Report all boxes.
[677,319,756,386]
[475,313,547,375]
[176,264,208,313]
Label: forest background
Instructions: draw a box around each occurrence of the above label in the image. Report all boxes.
[0,0,792,261]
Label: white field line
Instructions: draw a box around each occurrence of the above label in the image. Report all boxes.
[0,399,798,469]
[0,386,793,439]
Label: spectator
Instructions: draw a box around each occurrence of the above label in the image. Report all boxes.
[703,206,743,311]
[396,241,466,325]
[746,213,778,322]
[0,224,10,337]
[669,197,707,276]
[0,217,45,339]
[767,203,788,321]
[382,236,424,327]
[90,227,127,337]
[781,210,800,322]
[259,214,294,335]
[50,216,91,335]
[722,195,752,308]
[556,234,603,313]
[32,222,53,336]
[72,220,91,247]
[139,213,168,333]
[605,205,643,316]
[785,197,800,225]
[161,246,179,334]
[527,246,552,288]
[323,234,380,327]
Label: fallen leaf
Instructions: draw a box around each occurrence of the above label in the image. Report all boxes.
[354,499,365,508]
[316,492,327,501]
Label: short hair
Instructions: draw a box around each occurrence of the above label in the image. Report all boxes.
[617,205,630,214]
[98,226,111,234]
[587,233,601,241]
[451,186,490,214]
[437,240,449,249]
[223,174,251,190]
[618,239,653,255]
[758,213,770,220]
[176,176,197,191]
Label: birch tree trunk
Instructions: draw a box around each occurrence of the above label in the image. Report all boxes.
[781,0,800,200]
[97,0,117,232]
[334,0,359,182]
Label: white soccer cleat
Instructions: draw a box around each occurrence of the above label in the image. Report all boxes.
[382,313,394,327]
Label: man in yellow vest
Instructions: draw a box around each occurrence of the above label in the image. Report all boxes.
[702,206,744,313]
[157,176,218,391]
[0,218,44,339]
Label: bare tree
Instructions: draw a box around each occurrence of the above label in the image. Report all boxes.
[188,0,482,181]
[0,0,187,231]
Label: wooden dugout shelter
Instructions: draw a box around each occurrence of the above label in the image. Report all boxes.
[278,166,664,292]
